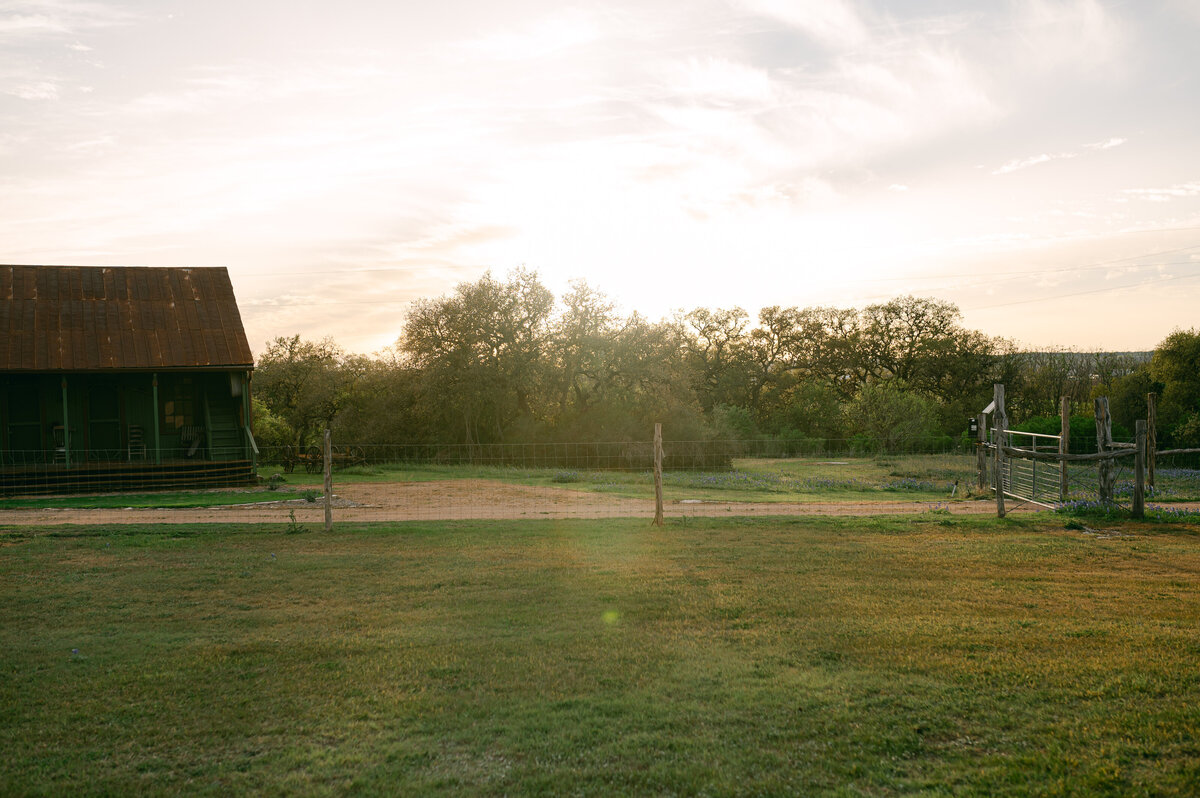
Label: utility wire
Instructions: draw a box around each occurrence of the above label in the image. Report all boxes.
[965,270,1200,312]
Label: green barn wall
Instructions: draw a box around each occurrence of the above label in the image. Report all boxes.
[0,371,251,465]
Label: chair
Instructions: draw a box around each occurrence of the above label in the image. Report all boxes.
[128,425,147,461]
[52,425,67,464]
[182,425,205,457]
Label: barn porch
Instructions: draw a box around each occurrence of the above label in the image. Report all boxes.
[0,371,257,495]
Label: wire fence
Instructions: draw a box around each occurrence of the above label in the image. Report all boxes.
[258,436,977,475]
[3,436,1197,525]
[0,444,253,495]
[0,437,982,520]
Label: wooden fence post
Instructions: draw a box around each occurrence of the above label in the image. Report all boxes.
[653,423,664,527]
[1059,395,1070,501]
[1147,392,1157,493]
[323,428,333,533]
[1133,420,1146,519]
[976,412,988,492]
[1094,398,1114,504]
[994,384,1006,518]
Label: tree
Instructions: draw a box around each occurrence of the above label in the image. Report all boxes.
[742,306,805,422]
[797,305,867,399]
[558,312,705,441]
[843,381,939,453]
[330,350,425,445]
[398,268,554,444]
[766,378,847,441]
[1149,328,1200,447]
[253,335,350,448]
[1006,348,1093,419]
[549,280,619,418]
[682,307,752,412]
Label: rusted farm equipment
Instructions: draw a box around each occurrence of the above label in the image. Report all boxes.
[278,444,366,473]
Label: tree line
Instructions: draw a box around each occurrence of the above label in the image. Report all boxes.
[251,269,1200,453]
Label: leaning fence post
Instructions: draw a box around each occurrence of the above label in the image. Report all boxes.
[1133,420,1146,519]
[323,428,333,533]
[652,423,664,527]
[1059,395,1070,501]
[993,384,1006,518]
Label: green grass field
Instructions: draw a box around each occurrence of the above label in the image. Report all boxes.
[3,516,1200,794]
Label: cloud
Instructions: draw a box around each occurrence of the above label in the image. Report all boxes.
[993,152,1075,175]
[1119,182,1200,202]
[738,0,869,49]
[0,2,134,104]
[1013,0,1123,71]
[124,61,388,115]
[457,11,601,61]
[994,136,1128,174]
[0,66,59,98]
[0,13,67,35]
[0,1,135,40]
[659,57,775,106]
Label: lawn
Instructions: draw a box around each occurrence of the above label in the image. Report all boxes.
[3,516,1200,794]
[0,486,317,510]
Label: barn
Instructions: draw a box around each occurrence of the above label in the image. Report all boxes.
[0,265,257,494]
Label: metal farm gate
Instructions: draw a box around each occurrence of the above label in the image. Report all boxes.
[993,429,1064,507]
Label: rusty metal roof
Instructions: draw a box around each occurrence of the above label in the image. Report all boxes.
[0,266,254,372]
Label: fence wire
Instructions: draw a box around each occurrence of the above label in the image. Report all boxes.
[1,437,984,522]
[5,435,1195,523]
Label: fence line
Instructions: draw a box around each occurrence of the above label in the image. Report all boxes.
[3,430,1196,527]
[260,436,977,475]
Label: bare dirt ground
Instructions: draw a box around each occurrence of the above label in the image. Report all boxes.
[0,479,1053,526]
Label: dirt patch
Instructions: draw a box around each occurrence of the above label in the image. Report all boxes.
[0,479,1048,526]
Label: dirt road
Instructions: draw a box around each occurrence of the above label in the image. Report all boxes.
[0,479,1049,526]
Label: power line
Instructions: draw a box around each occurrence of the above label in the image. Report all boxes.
[965,270,1200,312]
[846,244,1200,285]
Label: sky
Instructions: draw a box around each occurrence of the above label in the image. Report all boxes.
[3,0,1199,355]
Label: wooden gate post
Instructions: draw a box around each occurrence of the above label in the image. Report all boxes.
[1059,396,1070,501]
[976,412,988,492]
[1094,398,1114,504]
[323,428,333,533]
[993,384,1006,518]
[1147,392,1157,493]
[653,423,664,526]
[1133,420,1146,519]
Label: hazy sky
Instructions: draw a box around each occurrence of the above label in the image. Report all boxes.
[3,0,1199,354]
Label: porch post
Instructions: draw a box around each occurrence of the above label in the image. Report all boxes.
[61,376,70,467]
[152,373,162,465]
[244,371,256,469]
